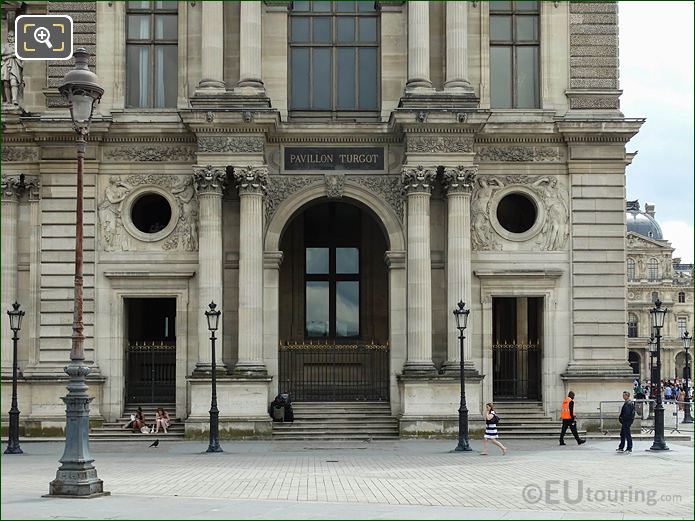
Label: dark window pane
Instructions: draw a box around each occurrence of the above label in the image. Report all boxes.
[306,281,330,337]
[337,17,354,42]
[490,46,512,108]
[336,1,355,12]
[515,46,539,108]
[337,48,356,109]
[313,1,331,11]
[358,47,377,109]
[306,247,329,274]
[291,48,310,109]
[128,1,150,9]
[336,281,359,337]
[128,14,150,39]
[291,17,311,42]
[313,17,331,42]
[127,45,150,107]
[155,15,177,40]
[154,45,177,107]
[357,0,376,11]
[358,17,377,42]
[489,0,511,11]
[293,1,311,11]
[490,16,511,41]
[336,248,359,274]
[155,1,178,10]
[516,16,538,42]
[313,48,331,109]
[515,1,539,11]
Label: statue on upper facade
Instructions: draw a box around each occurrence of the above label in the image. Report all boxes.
[1,31,24,107]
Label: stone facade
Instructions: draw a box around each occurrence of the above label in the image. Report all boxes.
[1,1,644,438]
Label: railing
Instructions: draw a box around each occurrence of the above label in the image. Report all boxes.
[125,341,176,404]
[492,343,542,400]
[597,399,693,435]
[278,342,389,402]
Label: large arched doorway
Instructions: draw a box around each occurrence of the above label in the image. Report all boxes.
[675,351,692,380]
[278,199,389,401]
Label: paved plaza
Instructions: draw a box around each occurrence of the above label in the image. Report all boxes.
[1,438,693,520]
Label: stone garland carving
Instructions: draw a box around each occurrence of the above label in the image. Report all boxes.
[197,136,264,153]
[1,147,38,162]
[265,176,323,224]
[401,165,437,195]
[475,146,561,162]
[324,173,345,199]
[406,135,474,154]
[98,174,198,252]
[470,174,569,251]
[348,175,404,221]
[234,165,269,196]
[104,145,196,162]
[443,165,477,194]
[193,165,228,194]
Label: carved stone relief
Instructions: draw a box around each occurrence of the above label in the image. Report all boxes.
[401,165,437,195]
[443,165,477,194]
[1,147,38,162]
[349,175,404,221]
[104,145,196,162]
[197,136,264,153]
[324,173,344,199]
[406,135,474,153]
[265,176,322,224]
[0,172,25,200]
[98,174,198,252]
[234,165,269,196]
[475,146,561,162]
[471,174,569,251]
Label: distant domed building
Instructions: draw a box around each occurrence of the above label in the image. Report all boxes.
[626,200,693,381]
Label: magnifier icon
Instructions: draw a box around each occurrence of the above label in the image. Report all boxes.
[34,26,53,49]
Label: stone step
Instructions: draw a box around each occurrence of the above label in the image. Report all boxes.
[272,435,400,441]
[273,420,398,426]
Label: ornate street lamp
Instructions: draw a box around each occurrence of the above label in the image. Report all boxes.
[453,301,471,452]
[205,301,223,453]
[4,302,25,455]
[648,299,668,451]
[682,331,692,424]
[48,48,107,497]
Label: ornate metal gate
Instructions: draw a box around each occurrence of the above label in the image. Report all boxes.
[125,342,176,403]
[278,343,389,401]
[492,343,542,400]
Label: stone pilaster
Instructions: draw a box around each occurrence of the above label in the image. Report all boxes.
[406,1,432,92]
[235,1,265,94]
[442,166,477,374]
[444,1,474,93]
[26,176,41,369]
[196,1,225,92]
[193,165,227,372]
[401,165,436,375]
[1,174,24,376]
[234,166,269,375]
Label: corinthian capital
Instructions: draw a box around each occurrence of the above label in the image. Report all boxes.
[443,165,477,195]
[193,165,228,195]
[401,165,436,195]
[234,165,269,196]
[0,173,25,201]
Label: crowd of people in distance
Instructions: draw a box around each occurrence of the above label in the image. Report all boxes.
[633,377,693,411]
[122,407,170,434]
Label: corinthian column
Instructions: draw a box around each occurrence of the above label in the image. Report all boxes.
[1,174,23,376]
[444,1,474,92]
[442,166,477,373]
[406,1,432,91]
[234,166,268,375]
[197,1,225,91]
[235,1,265,94]
[401,165,436,374]
[193,166,227,371]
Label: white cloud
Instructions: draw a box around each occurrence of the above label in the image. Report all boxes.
[660,221,694,264]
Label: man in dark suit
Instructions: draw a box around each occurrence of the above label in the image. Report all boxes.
[617,390,636,453]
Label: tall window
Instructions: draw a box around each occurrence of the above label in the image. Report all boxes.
[627,313,638,338]
[651,291,659,303]
[489,0,540,108]
[304,203,361,338]
[289,1,379,116]
[627,258,636,281]
[678,291,686,303]
[678,316,687,338]
[647,258,659,281]
[126,1,178,108]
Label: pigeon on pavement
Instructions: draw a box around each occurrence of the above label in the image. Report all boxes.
[149,439,159,448]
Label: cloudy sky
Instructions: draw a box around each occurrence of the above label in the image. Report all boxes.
[619,1,694,262]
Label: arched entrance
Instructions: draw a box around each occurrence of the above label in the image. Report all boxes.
[675,351,692,380]
[277,199,390,401]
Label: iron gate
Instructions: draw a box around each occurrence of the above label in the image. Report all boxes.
[125,342,176,403]
[278,343,389,401]
[492,343,542,400]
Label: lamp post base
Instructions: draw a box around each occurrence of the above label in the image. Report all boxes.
[4,444,23,455]
[453,442,472,452]
[206,444,223,453]
[648,444,670,451]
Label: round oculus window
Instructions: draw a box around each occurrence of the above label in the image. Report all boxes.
[130,193,172,234]
[496,193,537,234]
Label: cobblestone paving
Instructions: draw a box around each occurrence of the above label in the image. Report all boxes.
[1,439,693,519]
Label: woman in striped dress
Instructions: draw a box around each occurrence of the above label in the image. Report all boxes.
[481,402,507,455]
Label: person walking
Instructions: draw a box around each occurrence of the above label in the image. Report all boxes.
[559,391,586,446]
[617,390,636,453]
[480,403,507,456]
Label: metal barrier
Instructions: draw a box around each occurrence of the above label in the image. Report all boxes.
[597,399,693,435]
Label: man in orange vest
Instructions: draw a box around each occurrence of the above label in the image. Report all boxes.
[560,391,586,446]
